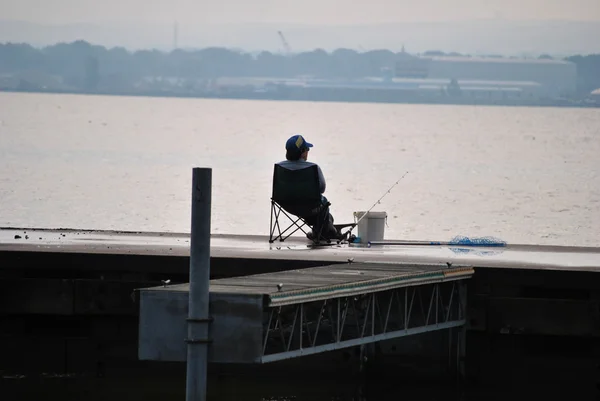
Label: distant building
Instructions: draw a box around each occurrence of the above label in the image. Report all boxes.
[394,53,429,78]
[395,55,577,98]
[267,76,544,104]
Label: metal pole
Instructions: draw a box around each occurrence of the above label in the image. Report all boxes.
[457,281,467,385]
[186,167,212,401]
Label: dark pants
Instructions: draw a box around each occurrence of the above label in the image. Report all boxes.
[303,196,337,238]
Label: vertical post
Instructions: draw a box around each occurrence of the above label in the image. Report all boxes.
[457,280,467,385]
[186,167,212,401]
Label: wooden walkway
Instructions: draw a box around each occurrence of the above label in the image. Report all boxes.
[138,261,474,363]
[162,261,474,307]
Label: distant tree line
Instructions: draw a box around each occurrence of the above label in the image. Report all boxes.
[0,40,599,95]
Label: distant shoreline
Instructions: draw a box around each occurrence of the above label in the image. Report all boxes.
[2,87,598,109]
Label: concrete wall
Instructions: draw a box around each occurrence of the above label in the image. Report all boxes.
[3,250,600,399]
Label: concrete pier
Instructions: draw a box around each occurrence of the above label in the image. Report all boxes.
[2,227,600,400]
[1,227,599,271]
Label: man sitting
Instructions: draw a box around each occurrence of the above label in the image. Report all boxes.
[275,134,342,241]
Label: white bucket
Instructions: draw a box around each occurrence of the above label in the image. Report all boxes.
[353,211,387,244]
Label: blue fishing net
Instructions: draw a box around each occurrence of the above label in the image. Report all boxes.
[449,235,507,247]
[449,247,505,257]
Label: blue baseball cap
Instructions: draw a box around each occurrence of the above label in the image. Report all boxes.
[285,134,313,152]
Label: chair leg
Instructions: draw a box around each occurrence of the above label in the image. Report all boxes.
[269,202,275,243]
[269,201,280,242]
[278,209,311,241]
[270,202,286,243]
[270,201,312,243]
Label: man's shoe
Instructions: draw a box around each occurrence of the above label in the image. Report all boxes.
[307,230,321,242]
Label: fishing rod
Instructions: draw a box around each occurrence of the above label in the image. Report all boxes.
[340,171,409,239]
[354,170,409,227]
[367,236,507,248]
[336,170,506,248]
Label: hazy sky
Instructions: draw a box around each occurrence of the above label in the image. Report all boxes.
[2,0,600,25]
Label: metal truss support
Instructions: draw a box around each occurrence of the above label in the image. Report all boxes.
[260,280,466,363]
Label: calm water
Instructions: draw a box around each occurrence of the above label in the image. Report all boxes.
[1,92,599,247]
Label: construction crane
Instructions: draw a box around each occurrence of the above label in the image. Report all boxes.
[277,31,292,55]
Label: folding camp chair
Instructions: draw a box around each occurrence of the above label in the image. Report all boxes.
[269,164,331,244]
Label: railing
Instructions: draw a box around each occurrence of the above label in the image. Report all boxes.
[261,280,466,363]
